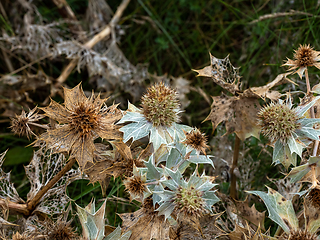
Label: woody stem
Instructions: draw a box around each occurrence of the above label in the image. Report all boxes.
[230,135,240,200]
[26,157,76,214]
[306,69,320,156]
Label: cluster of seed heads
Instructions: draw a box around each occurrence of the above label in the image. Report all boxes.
[257,102,301,143]
[141,82,180,127]
[173,186,207,218]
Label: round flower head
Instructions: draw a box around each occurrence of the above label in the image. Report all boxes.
[257,96,320,168]
[141,82,180,127]
[282,44,320,79]
[155,167,219,221]
[257,101,301,144]
[182,128,209,155]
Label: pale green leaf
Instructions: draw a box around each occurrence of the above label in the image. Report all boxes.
[248,188,298,233]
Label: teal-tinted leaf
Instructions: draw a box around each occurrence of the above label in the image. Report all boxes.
[188,155,214,168]
[150,127,167,151]
[287,157,320,183]
[144,158,161,180]
[247,188,298,233]
[296,96,320,117]
[120,120,151,143]
[296,128,320,140]
[117,111,144,124]
[164,168,186,188]
[287,135,303,158]
[203,191,220,211]
[173,123,192,140]
[166,147,183,170]
[273,140,285,165]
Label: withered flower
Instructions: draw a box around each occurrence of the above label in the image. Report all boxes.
[282,44,320,79]
[10,107,44,139]
[123,164,149,202]
[182,128,209,155]
[39,83,122,170]
[45,219,78,240]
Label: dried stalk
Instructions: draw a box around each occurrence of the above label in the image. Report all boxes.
[230,135,240,199]
[55,0,131,85]
[26,157,76,214]
[51,0,87,41]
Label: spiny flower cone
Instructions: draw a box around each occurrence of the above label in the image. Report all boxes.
[288,229,317,240]
[173,186,207,218]
[282,44,320,78]
[141,82,180,127]
[38,83,122,170]
[182,128,209,155]
[10,107,44,139]
[257,102,301,144]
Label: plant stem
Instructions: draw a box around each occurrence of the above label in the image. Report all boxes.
[26,157,76,214]
[306,69,319,156]
[305,69,311,94]
[230,135,240,200]
[55,0,131,86]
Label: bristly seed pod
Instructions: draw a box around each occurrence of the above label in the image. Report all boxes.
[182,128,209,155]
[257,101,301,144]
[288,229,317,240]
[282,44,320,79]
[141,82,180,127]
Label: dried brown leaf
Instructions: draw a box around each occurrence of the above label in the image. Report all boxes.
[119,206,171,240]
[203,94,261,141]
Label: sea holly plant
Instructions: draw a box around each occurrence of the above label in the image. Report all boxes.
[118,82,192,151]
[257,96,320,169]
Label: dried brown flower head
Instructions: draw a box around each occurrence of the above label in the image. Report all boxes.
[257,102,301,143]
[282,44,320,78]
[182,128,209,155]
[10,107,44,139]
[123,165,147,202]
[39,83,122,170]
[288,229,317,240]
[141,82,180,127]
[307,188,320,208]
[46,220,78,240]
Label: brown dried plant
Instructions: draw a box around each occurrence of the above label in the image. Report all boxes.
[38,83,122,170]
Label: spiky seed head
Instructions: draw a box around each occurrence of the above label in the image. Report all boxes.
[257,102,301,143]
[288,229,317,240]
[123,175,147,202]
[173,186,208,218]
[282,44,320,78]
[45,220,78,240]
[68,102,100,137]
[141,82,180,127]
[293,44,319,68]
[182,128,209,155]
[10,108,43,139]
[307,188,320,208]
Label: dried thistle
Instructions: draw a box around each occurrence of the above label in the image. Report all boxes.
[288,229,317,240]
[282,44,320,79]
[38,83,122,170]
[123,164,149,202]
[141,82,181,127]
[182,128,209,155]
[10,107,44,139]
